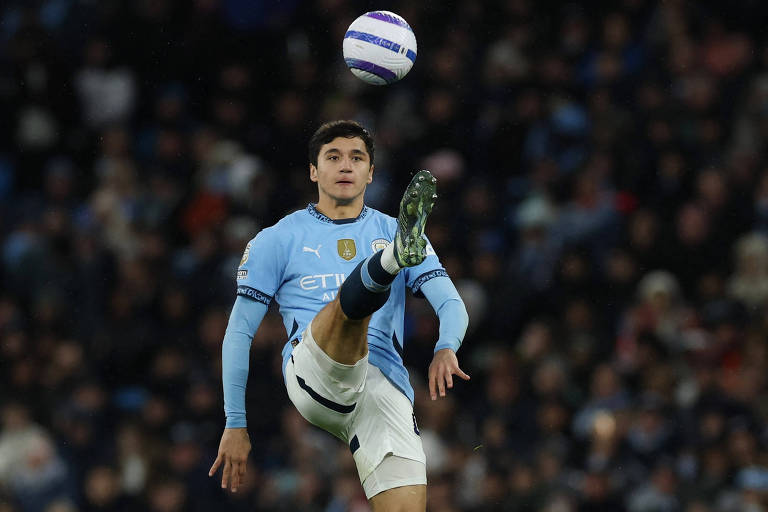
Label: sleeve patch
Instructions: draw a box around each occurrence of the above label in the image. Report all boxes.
[239,241,252,267]
[411,268,449,295]
[237,285,273,306]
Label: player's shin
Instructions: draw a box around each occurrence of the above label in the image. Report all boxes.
[338,251,396,320]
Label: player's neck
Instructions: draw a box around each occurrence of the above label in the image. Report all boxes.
[315,197,365,220]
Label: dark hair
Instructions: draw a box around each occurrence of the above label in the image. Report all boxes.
[308,120,374,167]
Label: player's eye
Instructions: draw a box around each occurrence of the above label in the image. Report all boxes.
[328,155,339,160]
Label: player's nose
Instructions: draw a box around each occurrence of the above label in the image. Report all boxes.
[340,154,360,170]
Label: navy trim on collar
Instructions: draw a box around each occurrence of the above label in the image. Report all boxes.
[307,203,369,224]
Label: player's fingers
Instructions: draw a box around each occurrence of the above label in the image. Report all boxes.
[239,461,247,476]
[221,458,231,489]
[455,366,471,380]
[428,363,437,382]
[429,366,437,400]
[209,454,223,477]
[446,369,454,389]
[437,368,446,397]
[230,462,240,492]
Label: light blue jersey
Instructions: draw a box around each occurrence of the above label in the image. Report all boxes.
[236,204,447,402]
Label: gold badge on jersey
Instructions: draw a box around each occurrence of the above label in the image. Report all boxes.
[337,239,356,261]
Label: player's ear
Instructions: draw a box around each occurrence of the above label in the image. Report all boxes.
[310,164,318,182]
[367,164,374,184]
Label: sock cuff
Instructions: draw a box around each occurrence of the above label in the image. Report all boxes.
[339,259,391,320]
[380,243,401,275]
[361,256,391,292]
[366,250,397,289]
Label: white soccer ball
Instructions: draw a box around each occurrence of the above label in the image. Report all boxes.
[343,11,417,85]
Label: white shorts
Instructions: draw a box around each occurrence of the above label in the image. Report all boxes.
[284,322,426,498]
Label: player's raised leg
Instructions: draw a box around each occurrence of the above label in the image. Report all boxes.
[311,169,438,364]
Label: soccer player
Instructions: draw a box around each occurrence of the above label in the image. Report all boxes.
[208,120,469,511]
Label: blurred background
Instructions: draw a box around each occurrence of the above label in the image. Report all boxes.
[1,0,768,510]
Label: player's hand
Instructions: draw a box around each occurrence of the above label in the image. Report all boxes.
[209,427,251,493]
[428,348,470,400]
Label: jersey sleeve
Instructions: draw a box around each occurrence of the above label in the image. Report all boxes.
[236,227,286,305]
[223,296,269,428]
[403,236,449,298]
[420,276,468,353]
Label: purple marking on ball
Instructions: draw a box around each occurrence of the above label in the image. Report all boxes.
[344,58,397,83]
[344,30,416,62]
[364,11,413,32]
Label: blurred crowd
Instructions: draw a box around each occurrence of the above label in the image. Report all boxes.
[2,0,768,510]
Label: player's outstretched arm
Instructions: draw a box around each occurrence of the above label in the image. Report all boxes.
[419,276,470,400]
[209,295,268,492]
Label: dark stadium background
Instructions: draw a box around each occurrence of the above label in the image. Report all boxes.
[2,0,768,510]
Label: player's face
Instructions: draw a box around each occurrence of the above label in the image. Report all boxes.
[310,136,373,205]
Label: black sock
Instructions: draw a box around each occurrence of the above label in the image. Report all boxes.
[339,257,392,320]
[367,251,397,286]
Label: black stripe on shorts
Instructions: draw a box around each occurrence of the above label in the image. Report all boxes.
[296,375,356,414]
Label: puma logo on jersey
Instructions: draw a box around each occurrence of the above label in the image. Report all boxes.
[303,244,322,258]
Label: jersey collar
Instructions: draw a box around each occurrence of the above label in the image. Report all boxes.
[307,203,369,224]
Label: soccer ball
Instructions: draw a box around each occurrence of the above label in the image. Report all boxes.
[343,11,417,85]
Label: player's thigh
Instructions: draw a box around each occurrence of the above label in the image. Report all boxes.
[363,455,427,505]
[369,484,426,512]
[284,325,367,437]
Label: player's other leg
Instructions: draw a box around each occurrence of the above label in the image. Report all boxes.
[311,170,437,364]
[370,484,426,512]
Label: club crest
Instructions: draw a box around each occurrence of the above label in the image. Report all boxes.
[371,238,389,253]
[337,239,357,261]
